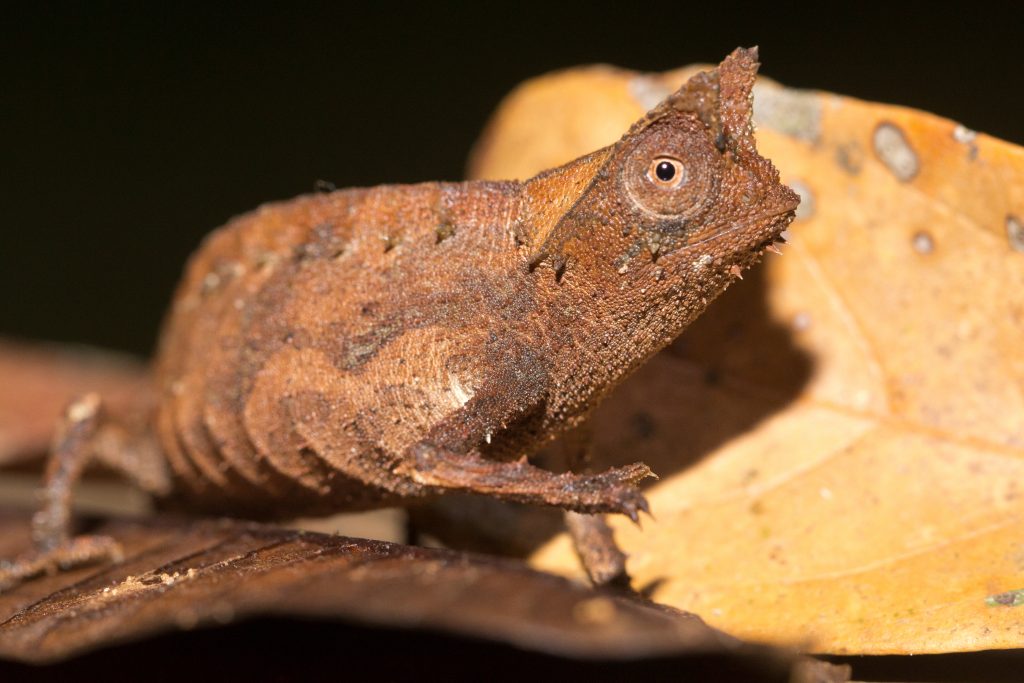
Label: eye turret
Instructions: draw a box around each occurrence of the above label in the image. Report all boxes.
[622,114,722,222]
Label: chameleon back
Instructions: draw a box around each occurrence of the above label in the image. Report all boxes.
[153,181,526,516]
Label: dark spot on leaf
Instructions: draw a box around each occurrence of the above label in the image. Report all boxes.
[789,180,815,220]
[835,143,863,175]
[873,122,919,182]
[1006,214,1024,252]
[751,83,822,143]
[986,588,1024,607]
[953,125,979,161]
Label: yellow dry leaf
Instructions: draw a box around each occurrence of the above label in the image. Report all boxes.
[469,64,1024,654]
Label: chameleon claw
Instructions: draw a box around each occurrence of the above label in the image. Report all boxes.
[625,506,640,525]
[614,488,651,527]
[637,496,651,516]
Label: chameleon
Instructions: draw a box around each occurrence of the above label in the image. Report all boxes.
[0,48,797,589]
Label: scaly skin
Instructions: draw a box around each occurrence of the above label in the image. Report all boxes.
[0,48,797,590]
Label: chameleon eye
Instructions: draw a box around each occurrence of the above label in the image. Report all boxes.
[648,158,685,187]
[622,118,721,221]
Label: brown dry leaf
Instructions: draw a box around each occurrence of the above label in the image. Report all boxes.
[469,64,1024,654]
[0,508,806,676]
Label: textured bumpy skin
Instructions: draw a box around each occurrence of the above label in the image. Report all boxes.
[152,48,797,517]
[1,49,798,591]
[155,181,528,514]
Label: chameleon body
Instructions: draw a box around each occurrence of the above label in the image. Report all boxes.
[1,48,797,588]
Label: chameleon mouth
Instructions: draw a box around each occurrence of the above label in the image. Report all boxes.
[682,206,796,250]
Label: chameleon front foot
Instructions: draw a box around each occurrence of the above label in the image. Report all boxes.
[399,443,655,520]
[561,461,653,523]
[0,535,123,592]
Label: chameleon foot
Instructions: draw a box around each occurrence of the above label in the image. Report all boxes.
[0,535,123,593]
[400,443,655,520]
[565,511,630,587]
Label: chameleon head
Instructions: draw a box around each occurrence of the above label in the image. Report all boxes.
[533,47,798,279]
[616,50,799,261]
[523,48,799,394]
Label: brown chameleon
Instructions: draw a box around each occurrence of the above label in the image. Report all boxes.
[0,48,797,589]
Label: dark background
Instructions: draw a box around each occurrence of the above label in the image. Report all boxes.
[3,3,1023,356]
[2,8,1024,679]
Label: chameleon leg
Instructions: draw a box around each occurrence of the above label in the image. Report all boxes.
[396,441,653,521]
[0,394,124,592]
[560,425,631,587]
[564,512,630,586]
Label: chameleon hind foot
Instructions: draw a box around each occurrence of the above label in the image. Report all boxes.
[0,393,124,593]
[0,535,123,592]
[564,511,630,587]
